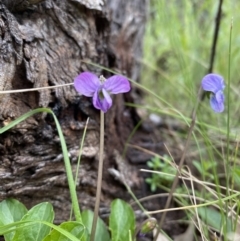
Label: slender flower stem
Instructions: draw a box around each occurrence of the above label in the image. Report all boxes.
[201,0,223,101]
[208,0,223,74]
[90,111,105,241]
[226,19,232,192]
[153,87,202,241]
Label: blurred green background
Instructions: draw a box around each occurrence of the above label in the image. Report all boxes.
[142,0,240,129]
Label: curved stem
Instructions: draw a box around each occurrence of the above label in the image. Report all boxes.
[153,87,202,241]
[51,111,82,222]
[0,108,82,222]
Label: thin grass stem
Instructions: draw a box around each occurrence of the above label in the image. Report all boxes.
[225,18,233,238]
[70,118,89,220]
[0,83,73,94]
[122,119,143,158]
[146,191,240,215]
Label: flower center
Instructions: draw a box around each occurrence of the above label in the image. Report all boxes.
[98,89,104,100]
[98,76,108,100]
[99,75,106,84]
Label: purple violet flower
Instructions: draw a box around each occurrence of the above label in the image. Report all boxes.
[201,73,225,113]
[74,72,131,113]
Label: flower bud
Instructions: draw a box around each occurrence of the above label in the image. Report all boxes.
[138,217,157,237]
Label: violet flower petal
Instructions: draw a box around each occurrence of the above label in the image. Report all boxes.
[201,74,225,93]
[74,72,101,97]
[103,75,130,94]
[93,88,112,113]
[210,91,224,112]
[215,90,225,103]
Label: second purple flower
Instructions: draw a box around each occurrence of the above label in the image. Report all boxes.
[201,73,225,113]
[74,72,131,113]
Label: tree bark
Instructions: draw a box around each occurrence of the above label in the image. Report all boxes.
[0,0,147,223]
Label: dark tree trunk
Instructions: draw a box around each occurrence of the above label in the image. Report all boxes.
[0,0,147,223]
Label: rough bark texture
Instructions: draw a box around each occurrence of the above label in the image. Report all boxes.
[0,0,147,223]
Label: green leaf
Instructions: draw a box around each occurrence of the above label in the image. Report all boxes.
[198,207,232,233]
[43,221,86,241]
[192,160,203,175]
[12,202,54,241]
[0,199,28,225]
[147,161,154,168]
[0,198,28,241]
[0,220,82,241]
[82,210,110,241]
[109,199,135,241]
